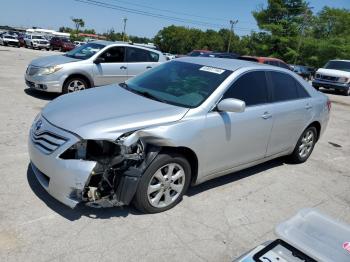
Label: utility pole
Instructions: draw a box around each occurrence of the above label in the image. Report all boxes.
[122,17,127,42]
[227,20,238,53]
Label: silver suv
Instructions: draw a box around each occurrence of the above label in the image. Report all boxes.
[25,41,166,94]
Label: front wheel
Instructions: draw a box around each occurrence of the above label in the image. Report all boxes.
[343,88,350,96]
[62,77,89,94]
[133,153,191,213]
[288,126,317,163]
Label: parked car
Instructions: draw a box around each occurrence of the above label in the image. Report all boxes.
[0,34,20,47]
[24,34,50,50]
[238,56,291,70]
[74,41,86,47]
[235,208,350,262]
[17,34,26,47]
[312,59,350,96]
[50,37,75,52]
[187,49,212,56]
[25,41,166,93]
[28,57,330,213]
[291,64,314,80]
[163,52,176,60]
[199,52,239,59]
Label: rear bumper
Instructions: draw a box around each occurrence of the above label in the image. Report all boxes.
[28,117,96,208]
[312,79,350,91]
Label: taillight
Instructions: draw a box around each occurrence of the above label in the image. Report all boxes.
[327,99,331,112]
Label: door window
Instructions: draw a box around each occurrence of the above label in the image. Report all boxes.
[223,71,269,107]
[126,47,159,62]
[269,71,309,102]
[100,46,125,63]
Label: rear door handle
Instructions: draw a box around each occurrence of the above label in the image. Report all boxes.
[120,66,127,70]
[262,112,272,119]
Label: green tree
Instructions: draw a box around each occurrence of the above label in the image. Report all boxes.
[71,17,85,34]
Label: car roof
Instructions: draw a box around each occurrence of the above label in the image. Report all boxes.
[176,57,281,71]
[89,40,163,54]
[329,59,350,62]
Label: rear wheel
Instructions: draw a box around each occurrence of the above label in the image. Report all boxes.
[62,77,89,94]
[133,153,191,213]
[288,126,317,163]
[343,88,350,96]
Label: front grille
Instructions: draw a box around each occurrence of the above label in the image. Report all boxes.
[27,65,40,76]
[39,41,48,44]
[319,74,339,82]
[31,130,68,154]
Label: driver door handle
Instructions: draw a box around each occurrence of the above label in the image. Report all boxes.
[146,66,152,69]
[120,66,127,70]
[262,112,272,119]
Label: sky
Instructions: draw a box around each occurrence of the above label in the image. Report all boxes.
[1,0,349,38]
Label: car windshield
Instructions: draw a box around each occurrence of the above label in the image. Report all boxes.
[32,36,44,39]
[123,61,232,108]
[324,61,350,72]
[5,35,15,39]
[61,38,70,42]
[65,43,105,59]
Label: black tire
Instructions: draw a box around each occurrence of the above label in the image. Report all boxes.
[62,77,89,94]
[343,88,350,96]
[288,126,317,164]
[133,152,191,214]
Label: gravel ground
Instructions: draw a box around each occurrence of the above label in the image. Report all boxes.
[0,46,349,262]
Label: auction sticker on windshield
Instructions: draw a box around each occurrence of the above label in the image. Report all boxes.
[199,66,225,74]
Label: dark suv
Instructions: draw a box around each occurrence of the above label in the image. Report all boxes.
[50,37,75,52]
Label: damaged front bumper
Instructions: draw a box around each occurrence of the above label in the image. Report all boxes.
[28,117,97,208]
[28,116,158,209]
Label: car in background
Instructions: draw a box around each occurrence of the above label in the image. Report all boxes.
[17,34,26,47]
[312,59,350,96]
[0,34,20,47]
[50,37,75,52]
[74,41,86,47]
[163,52,176,60]
[199,52,239,59]
[24,34,50,50]
[187,49,212,57]
[28,57,329,213]
[25,41,166,94]
[291,65,314,80]
[238,56,291,70]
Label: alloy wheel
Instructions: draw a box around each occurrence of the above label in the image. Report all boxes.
[147,163,185,208]
[298,130,314,159]
[67,80,86,93]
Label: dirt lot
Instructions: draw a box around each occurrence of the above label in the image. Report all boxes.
[0,46,349,262]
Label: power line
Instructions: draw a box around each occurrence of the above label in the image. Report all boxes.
[73,0,259,32]
[109,0,228,22]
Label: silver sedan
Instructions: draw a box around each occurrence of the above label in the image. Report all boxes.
[28,57,330,213]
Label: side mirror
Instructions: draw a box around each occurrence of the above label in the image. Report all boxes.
[217,98,245,113]
[94,57,105,64]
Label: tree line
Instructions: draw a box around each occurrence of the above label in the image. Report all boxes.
[60,0,349,68]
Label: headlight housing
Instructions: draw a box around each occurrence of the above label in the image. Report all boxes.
[338,77,349,83]
[37,65,63,76]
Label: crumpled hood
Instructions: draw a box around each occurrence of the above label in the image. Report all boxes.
[30,55,80,67]
[317,68,350,78]
[42,85,189,140]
